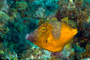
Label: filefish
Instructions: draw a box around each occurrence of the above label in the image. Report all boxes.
[26,21,77,52]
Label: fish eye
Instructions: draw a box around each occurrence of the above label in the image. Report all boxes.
[42,27,46,32]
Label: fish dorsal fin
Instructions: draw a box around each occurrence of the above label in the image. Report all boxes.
[61,17,68,23]
[49,21,62,40]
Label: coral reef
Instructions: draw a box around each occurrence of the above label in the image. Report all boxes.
[0,0,90,60]
[0,11,10,38]
[13,1,28,10]
[34,7,45,18]
[0,0,9,12]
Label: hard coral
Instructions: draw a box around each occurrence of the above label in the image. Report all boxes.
[0,11,10,38]
[76,11,89,21]
[0,26,9,38]
[14,2,28,10]
[0,11,9,26]
[34,7,45,18]
[0,0,9,12]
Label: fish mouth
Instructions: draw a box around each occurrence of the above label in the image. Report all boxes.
[25,34,30,40]
[25,33,36,42]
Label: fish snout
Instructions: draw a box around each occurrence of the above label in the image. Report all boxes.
[25,33,35,42]
[25,34,30,40]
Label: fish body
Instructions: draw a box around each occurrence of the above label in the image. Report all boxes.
[26,21,77,52]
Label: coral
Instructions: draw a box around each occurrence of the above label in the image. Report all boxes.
[0,11,10,38]
[0,42,18,60]
[13,2,28,10]
[0,0,9,12]
[0,11,9,25]
[82,22,90,39]
[5,52,18,60]
[76,11,89,21]
[29,0,59,19]
[51,52,65,59]
[34,7,45,18]
[0,26,9,38]
[0,0,90,60]
[76,21,90,48]
[81,43,90,58]
[20,45,51,60]
[9,8,18,19]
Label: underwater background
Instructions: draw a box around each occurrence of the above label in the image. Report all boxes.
[0,0,90,60]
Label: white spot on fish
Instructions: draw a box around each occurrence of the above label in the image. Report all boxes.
[25,34,29,39]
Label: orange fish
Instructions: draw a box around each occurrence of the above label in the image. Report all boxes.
[26,21,77,52]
